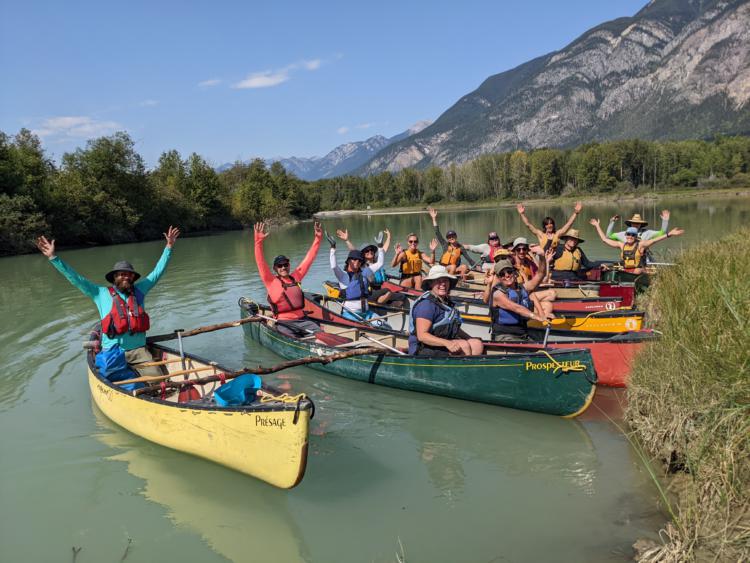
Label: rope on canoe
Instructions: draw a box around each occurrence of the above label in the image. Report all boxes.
[567,306,635,328]
[539,350,587,374]
[260,392,307,404]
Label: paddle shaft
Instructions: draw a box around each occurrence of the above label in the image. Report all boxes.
[146,316,262,344]
[132,346,384,396]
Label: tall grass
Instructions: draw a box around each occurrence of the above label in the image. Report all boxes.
[626,228,750,562]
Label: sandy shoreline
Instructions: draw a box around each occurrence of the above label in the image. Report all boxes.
[312,187,749,218]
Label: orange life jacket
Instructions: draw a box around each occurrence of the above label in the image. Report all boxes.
[439,245,462,266]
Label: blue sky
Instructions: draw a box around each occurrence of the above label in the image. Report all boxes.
[0,0,647,167]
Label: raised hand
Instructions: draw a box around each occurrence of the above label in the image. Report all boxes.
[544,248,554,264]
[324,230,337,248]
[516,203,525,215]
[668,228,684,237]
[661,209,670,221]
[574,201,583,214]
[164,225,181,248]
[429,238,438,252]
[427,207,438,220]
[313,221,323,237]
[394,242,403,255]
[36,235,56,259]
[253,222,268,242]
[589,218,600,227]
[336,229,349,241]
[610,214,620,222]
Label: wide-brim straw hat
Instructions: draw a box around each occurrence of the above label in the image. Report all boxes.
[422,265,458,289]
[105,261,141,283]
[561,229,585,243]
[625,213,648,227]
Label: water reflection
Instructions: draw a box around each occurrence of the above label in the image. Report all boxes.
[92,403,311,563]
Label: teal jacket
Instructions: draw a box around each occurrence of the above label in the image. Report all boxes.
[49,247,173,350]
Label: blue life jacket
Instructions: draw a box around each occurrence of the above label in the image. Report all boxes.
[409,292,462,339]
[372,267,387,287]
[490,284,532,327]
[342,271,371,301]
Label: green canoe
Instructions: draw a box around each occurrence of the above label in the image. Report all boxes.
[239,299,597,417]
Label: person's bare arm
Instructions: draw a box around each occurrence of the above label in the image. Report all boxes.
[493,289,540,321]
[523,248,550,292]
[337,229,356,251]
[416,317,463,353]
[382,228,391,252]
[557,202,582,236]
[391,243,404,267]
[589,218,622,249]
[639,228,684,249]
[516,203,543,238]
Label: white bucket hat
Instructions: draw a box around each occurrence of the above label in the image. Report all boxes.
[422,265,458,288]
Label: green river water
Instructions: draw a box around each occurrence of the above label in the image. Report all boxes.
[1,195,748,562]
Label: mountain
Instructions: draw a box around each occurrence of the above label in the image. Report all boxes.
[359,0,750,174]
[217,121,431,179]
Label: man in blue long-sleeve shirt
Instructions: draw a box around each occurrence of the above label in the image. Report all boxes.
[36,226,180,377]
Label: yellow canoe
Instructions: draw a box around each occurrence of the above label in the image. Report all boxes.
[459,311,643,333]
[86,337,313,489]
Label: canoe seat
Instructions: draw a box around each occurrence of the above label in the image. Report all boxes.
[314,332,353,347]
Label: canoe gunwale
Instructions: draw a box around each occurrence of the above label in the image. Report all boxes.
[85,334,314,416]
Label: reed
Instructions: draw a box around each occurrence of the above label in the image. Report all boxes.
[626,228,750,562]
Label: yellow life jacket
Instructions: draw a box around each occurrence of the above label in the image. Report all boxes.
[401,248,423,275]
[621,242,643,269]
[554,248,582,271]
[439,244,462,267]
[537,233,559,251]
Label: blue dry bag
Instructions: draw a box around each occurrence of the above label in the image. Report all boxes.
[95,345,144,391]
[214,374,263,407]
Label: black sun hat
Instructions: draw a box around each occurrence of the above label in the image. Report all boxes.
[105,261,141,284]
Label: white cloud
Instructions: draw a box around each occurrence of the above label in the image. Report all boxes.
[337,126,350,134]
[302,59,321,70]
[139,99,159,107]
[233,57,325,90]
[356,122,375,130]
[233,70,290,89]
[198,78,221,87]
[32,116,121,139]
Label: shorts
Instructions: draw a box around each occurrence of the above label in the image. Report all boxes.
[490,324,530,342]
[414,343,451,357]
[125,346,162,377]
[275,317,321,338]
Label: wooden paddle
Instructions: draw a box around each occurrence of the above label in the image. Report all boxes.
[132,346,383,397]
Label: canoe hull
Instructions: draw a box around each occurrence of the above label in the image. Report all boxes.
[305,294,650,388]
[242,307,597,417]
[87,350,311,489]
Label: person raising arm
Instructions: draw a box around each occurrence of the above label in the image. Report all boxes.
[590,218,684,274]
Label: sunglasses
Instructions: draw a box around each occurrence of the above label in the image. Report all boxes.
[488,236,499,241]
[499,269,515,276]
[408,239,418,244]
[516,246,529,251]
[275,262,290,269]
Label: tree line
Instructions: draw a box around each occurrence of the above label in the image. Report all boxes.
[2,129,748,256]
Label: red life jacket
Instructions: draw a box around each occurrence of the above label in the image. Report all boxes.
[102,287,150,338]
[267,275,304,317]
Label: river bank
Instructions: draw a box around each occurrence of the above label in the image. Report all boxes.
[313,186,749,218]
[626,228,749,562]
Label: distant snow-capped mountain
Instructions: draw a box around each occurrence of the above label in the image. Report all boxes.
[216,121,431,179]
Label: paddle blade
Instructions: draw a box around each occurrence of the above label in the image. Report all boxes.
[314,332,353,347]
